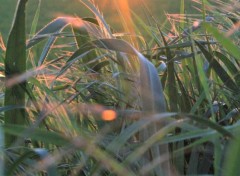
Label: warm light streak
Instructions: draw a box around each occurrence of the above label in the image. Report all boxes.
[114,0,137,46]
[117,0,135,33]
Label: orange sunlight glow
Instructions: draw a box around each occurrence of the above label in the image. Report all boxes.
[116,0,135,33]
[114,0,137,47]
[101,110,117,121]
[100,0,109,9]
[53,14,85,29]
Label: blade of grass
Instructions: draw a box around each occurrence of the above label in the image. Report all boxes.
[86,38,171,175]
[4,0,28,145]
[29,0,41,36]
[213,137,222,176]
[204,23,240,60]
[180,0,185,29]
[195,40,238,91]
[213,51,240,83]
[0,125,4,176]
[223,128,240,176]
[79,0,112,37]
[3,124,69,146]
[27,17,70,48]
[107,113,176,153]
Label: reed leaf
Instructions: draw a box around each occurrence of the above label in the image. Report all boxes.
[223,127,240,176]
[4,0,28,145]
[195,40,238,91]
[85,38,171,175]
[0,125,3,176]
[203,23,240,60]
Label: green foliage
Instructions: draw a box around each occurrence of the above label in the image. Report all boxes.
[1,0,240,175]
[4,0,28,145]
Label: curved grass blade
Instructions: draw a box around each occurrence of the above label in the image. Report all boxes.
[89,38,170,175]
[124,119,182,165]
[214,51,240,83]
[27,17,101,66]
[183,114,233,138]
[107,113,176,153]
[72,19,99,71]
[27,17,71,66]
[195,40,238,91]
[203,23,240,60]
[79,0,112,37]
[27,17,70,48]
[88,38,167,113]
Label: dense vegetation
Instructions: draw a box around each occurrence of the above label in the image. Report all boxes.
[0,0,240,175]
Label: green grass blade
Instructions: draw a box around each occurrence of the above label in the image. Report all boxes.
[204,23,240,60]
[195,40,238,91]
[214,138,222,176]
[107,113,176,153]
[37,36,56,66]
[72,21,99,71]
[184,114,233,138]
[214,51,240,83]
[29,0,41,36]
[190,91,206,114]
[27,17,70,48]
[3,124,69,146]
[0,125,4,176]
[4,0,28,145]
[180,0,185,29]
[124,119,181,164]
[88,38,171,175]
[223,127,240,176]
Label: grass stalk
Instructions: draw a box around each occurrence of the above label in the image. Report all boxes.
[4,0,28,145]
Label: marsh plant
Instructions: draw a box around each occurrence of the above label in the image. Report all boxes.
[0,0,240,175]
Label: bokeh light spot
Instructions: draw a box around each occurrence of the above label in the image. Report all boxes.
[102,110,117,121]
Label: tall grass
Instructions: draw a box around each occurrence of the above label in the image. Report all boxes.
[4,0,27,145]
[1,0,240,175]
